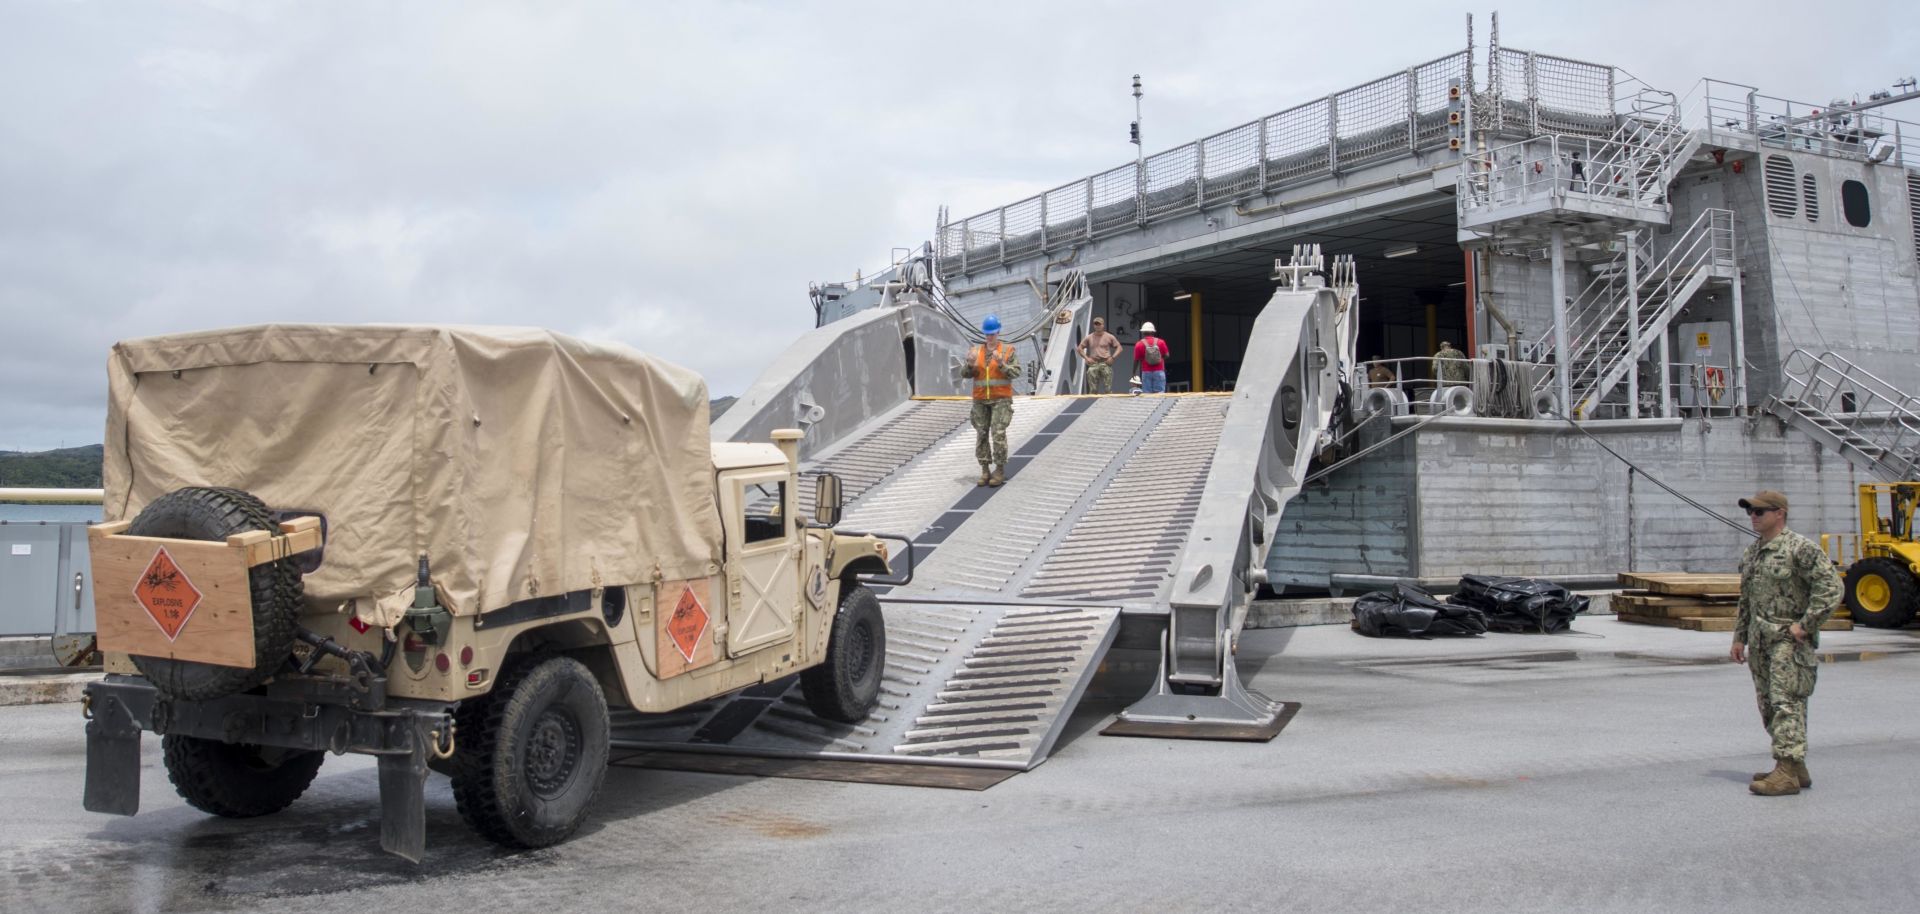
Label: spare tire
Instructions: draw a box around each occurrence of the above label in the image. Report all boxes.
[126,487,303,700]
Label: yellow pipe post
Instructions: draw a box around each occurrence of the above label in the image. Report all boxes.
[1425,302,1438,358]
[1189,290,1204,392]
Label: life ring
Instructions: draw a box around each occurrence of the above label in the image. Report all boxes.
[1704,366,1727,404]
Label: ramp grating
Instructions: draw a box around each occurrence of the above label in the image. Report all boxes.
[608,600,1118,772]
[1022,397,1229,602]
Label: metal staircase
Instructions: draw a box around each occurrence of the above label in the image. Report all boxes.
[1768,350,1920,481]
[1607,87,1704,203]
[1548,208,1737,418]
[1458,83,1703,243]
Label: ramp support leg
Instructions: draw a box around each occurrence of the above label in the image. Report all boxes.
[1104,629,1296,741]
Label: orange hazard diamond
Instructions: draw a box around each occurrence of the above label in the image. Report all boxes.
[133,547,203,641]
[666,585,709,663]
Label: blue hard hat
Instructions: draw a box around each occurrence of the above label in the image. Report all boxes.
[981,314,1002,334]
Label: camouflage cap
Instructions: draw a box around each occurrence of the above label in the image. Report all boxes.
[1738,490,1789,511]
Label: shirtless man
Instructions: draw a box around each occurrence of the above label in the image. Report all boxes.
[1076,317,1122,394]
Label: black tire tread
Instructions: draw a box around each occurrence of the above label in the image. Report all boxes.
[800,584,886,723]
[161,734,324,818]
[450,654,610,849]
[127,487,303,700]
[1844,556,1919,628]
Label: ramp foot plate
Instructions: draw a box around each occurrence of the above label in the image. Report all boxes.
[1102,700,1300,742]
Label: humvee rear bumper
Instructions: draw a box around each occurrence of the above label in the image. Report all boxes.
[82,675,455,862]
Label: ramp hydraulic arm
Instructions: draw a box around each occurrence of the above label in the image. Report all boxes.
[1109,248,1357,740]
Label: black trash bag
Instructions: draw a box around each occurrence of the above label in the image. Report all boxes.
[1447,575,1590,634]
[1351,584,1489,638]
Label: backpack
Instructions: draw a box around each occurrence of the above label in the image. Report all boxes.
[1142,337,1164,368]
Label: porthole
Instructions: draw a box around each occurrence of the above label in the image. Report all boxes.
[1841,180,1871,228]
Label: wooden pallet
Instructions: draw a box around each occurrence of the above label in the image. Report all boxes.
[1615,611,1854,633]
[1616,572,1741,597]
[1613,598,1739,619]
[1615,611,1736,632]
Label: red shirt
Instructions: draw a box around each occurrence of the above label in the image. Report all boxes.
[1134,337,1170,370]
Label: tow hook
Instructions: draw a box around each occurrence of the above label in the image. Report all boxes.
[430,719,458,760]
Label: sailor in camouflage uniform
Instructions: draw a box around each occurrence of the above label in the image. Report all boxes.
[960,315,1021,487]
[1730,490,1843,796]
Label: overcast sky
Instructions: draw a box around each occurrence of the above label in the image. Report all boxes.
[3,0,1915,451]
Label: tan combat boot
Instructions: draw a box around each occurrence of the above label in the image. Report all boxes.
[978,465,991,487]
[1750,759,1812,788]
[988,465,1005,487]
[1749,761,1802,796]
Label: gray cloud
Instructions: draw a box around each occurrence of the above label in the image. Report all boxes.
[3,0,1915,450]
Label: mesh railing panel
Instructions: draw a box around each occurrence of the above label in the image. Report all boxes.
[1200,121,1262,200]
[1413,53,1468,148]
[1044,181,1090,243]
[1334,73,1408,168]
[1002,194,1045,261]
[1265,99,1332,186]
[1496,49,1531,101]
[1089,163,1139,235]
[1533,53,1612,115]
[1142,143,1198,218]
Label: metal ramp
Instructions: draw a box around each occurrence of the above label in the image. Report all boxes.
[611,394,1232,776]
[638,247,1360,781]
[1767,350,1920,481]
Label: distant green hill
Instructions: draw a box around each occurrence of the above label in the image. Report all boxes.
[0,444,104,488]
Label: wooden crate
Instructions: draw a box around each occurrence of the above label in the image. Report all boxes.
[89,517,322,669]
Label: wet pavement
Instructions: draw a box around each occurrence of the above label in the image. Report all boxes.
[4,617,1918,913]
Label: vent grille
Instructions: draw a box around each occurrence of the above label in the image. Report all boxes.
[1908,170,1919,264]
[1764,155,1797,218]
[1802,172,1820,222]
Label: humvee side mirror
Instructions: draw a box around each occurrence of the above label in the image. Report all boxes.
[814,473,843,528]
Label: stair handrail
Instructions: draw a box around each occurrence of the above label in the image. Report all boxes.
[1777,351,1920,475]
[1548,208,1732,395]
[1571,209,1732,409]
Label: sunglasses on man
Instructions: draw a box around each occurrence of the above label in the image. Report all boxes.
[1744,506,1780,517]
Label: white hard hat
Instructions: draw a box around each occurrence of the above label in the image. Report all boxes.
[1140,321,1156,333]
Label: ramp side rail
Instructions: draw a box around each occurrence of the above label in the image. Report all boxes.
[1031,270,1093,397]
[1114,249,1357,738]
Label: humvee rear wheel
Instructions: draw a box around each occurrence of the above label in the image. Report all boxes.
[126,486,303,700]
[801,584,886,723]
[162,734,324,818]
[1844,557,1919,628]
[452,656,610,849]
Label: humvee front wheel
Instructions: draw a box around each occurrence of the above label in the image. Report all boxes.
[162,734,324,818]
[451,656,610,849]
[801,584,886,722]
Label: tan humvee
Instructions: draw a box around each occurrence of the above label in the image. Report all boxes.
[81,325,891,861]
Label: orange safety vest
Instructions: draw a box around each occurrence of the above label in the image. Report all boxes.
[971,342,1015,400]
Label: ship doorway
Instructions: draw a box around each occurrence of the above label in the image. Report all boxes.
[1091,201,1468,392]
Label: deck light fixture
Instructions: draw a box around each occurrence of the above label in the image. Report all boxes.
[1383,244,1420,259]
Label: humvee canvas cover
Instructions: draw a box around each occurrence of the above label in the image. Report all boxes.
[103,324,723,628]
